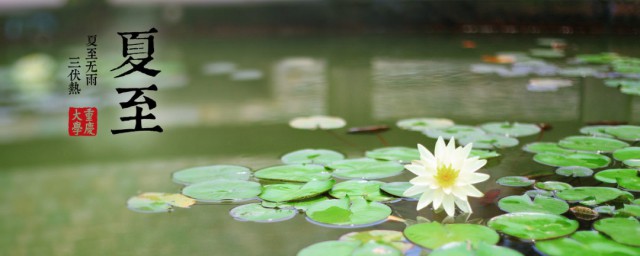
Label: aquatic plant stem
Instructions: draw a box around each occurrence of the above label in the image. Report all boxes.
[324,130,363,151]
[376,133,389,146]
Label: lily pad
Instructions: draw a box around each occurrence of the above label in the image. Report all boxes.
[580,125,615,138]
[487,212,578,240]
[535,231,640,256]
[525,190,554,198]
[305,196,392,228]
[498,195,569,215]
[480,122,541,137]
[171,165,251,185]
[555,166,593,177]
[328,158,404,180]
[534,181,573,191]
[558,136,629,153]
[497,176,535,187]
[365,147,419,162]
[613,147,640,162]
[556,187,633,205]
[594,169,640,192]
[289,115,346,130]
[396,118,454,131]
[181,179,262,203]
[430,241,523,256]
[255,164,331,182]
[619,204,640,218]
[229,203,297,222]
[533,152,611,169]
[380,182,419,200]
[403,222,499,249]
[623,159,640,167]
[605,125,640,141]
[351,242,402,256]
[259,180,335,202]
[423,125,485,140]
[262,196,330,212]
[470,149,501,159]
[297,241,361,256]
[330,180,395,202]
[339,230,413,253]
[127,192,195,213]
[458,134,519,149]
[281,149,345,165]
[593,218,640,247]
[621,86,640,96]
[523,142,574,154]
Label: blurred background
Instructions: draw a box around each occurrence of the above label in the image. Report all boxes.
[1,1,639,255]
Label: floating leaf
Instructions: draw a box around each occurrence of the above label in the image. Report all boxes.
[523,142,574,154]
[558,136,629,153]
[328,158,404,180]
[365,147,419,162]
[525,190,554,198]
[403,222,499,250]
[127,192,196,213]
[613,147,640,162]
[594,169,640,192]
[558,67,599,77]
[595,205,617,215]
[330,180,395,202]
[339,230,413,253]
[289,115,346,130]
[281,149,345,165]
[618,204,640,217]
[469,149,500,159]
[569,206,599,220]
[534,181,573,191]
[487,212,578,240]
[497,176,535,187]
[430,241,523,256]
[351,242,402,256]
[527,78,573,92]
[621,85,640,96]
[229,203,296,222]
[535,231,640,256]
[380,182,419,200]
[580,125,615,138]
[259,180,335,202]
[423,125,485,140]
[533,152,611,169]
[556,187,633,205]
[530,48,564,58]
[497,195,569,214]
[605,125,640,141]
[181,180,261,203]
[297,240,361,256]
[305,196,392,228]
[396,118,454,131]
[458,134,519,149]
[623,159,640,168]
[171,165,251,185]
[593,218,640,247]
[255,164,331,182]
[262,196,330,212]
[555,166,593,177]
[480,122,541,137]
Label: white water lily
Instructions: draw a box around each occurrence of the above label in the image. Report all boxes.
[403,137,489,216]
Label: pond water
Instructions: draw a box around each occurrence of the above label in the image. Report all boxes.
[1,31,639,255]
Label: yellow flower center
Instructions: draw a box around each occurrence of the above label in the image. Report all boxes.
[434,164,460,188]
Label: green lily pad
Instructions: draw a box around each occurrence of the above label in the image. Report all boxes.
[127,192,195,213]
[535,231,640,256]
[498,195,569,215]
[534,181,573,191]
[430,241,523,256]
[523,142,574,154]
[497,176,535,187]
[281,149,345,165]
[595,205,617,215]
[339,230,413,253]
[255,164,331,182]
[423,125,485,140]
[533,152,611,169]
[558,136,629,153]
[470,149,501,159]
[351,242,402,256]
[558,67,598,77]
[328,158,404,180]
[458,134,519,149]
[330,180,395,202]
[396,118,454,131]
[530,48,565,58]
[305,196,392,228]
[613,147,640,161]
[604,79,640,88]
[619,204,640,218]
[259,180,335,202]
[621,85,640,96]
[555,166,593,177]
[403,222,499,250]
[380,182,419,200]
[593,218,640,247]
[605,125,640,141]
[480,122,541,137]
[289,115,346,130]
[623,159,640,168]
[594,169,640,192]
[171,165,252,185]
[487,212,578,240]
[365,147,419,162]
[579,125,615,138]
[634,199,640,205]
[229,203,297,222]
[262,196,330,212]
[525,190,554,198]
[556,187,633,205]
[181,179,262,203]
[297,241,361,256]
